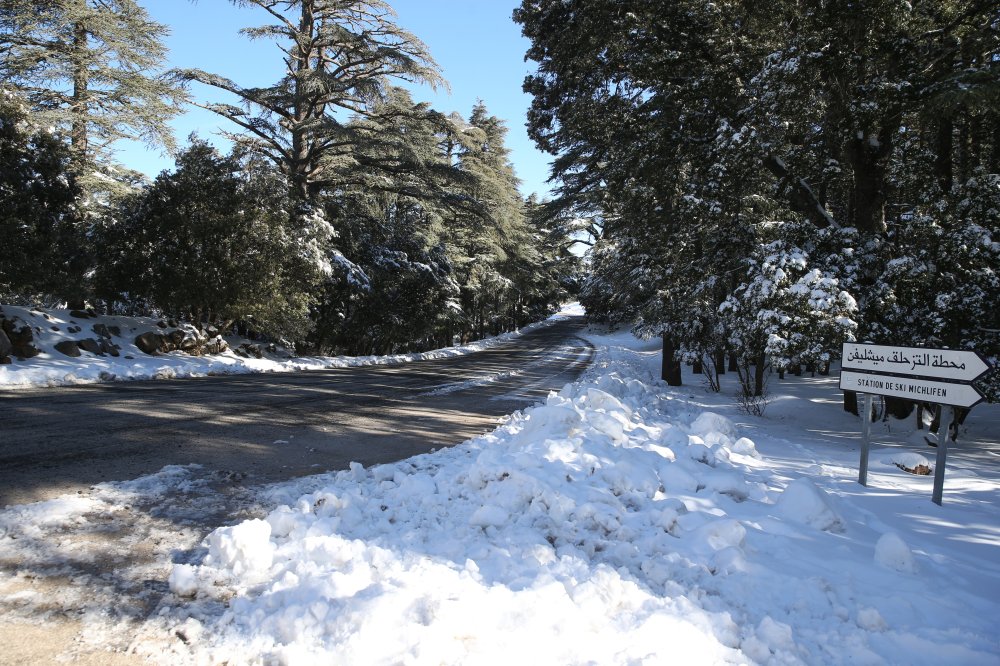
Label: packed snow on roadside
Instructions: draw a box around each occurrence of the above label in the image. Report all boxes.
[0,304,566,390]
[140,323,999,665]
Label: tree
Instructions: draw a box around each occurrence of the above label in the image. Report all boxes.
[0,89,80,301]
[517,0,1000,412]
[96,140,320,340]
[1,0,185,305]
[180,0,443,209]
[0,0,184,196]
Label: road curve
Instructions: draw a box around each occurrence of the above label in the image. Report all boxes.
[0,315,593,507]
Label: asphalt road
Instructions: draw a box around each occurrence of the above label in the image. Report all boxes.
[0,316,593,507]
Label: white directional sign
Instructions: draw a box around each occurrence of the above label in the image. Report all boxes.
[842,343,990,382]
[839,371,985,409]
[841,342,994,505]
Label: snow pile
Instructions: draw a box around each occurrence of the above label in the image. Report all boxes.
[0,304,567,390]
[161,338,999,665]
[774,477,845,532]
[874,532,918,574]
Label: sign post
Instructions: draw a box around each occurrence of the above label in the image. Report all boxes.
[840,343,992,505]
[859,393,873,486]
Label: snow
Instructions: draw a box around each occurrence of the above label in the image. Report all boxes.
[2,303,998,664]
[874,532,917,574]
[0,304,566,390]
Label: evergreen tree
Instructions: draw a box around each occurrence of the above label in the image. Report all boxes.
[96,140,319,340]
[1,0,185,305]
[0,0,184,196]
[517,0,1000,412]
[0,89,79,301]
[180,0,443,211]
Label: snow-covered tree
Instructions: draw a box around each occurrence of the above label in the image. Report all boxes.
[96,140,318,339]
[0,0,184,197]
[0,89,80,302]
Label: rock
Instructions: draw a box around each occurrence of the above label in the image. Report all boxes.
[168,329,187,347]
[69,309,91,319]
[51,326,60,331]
[92,323,112,339]
[0,330,11,358]
[0,356,10,364]
[55,340,82,357]
[15,344,40,359]
[108,325,121,337]
[167,319,178,328]
[205,337,229,354]
[205,324,220,338]
[156,320,167,328]
[3,320,39,359]
[99,338,120,357]
[99,371,116,382]
[238,343,263,359]
[78,338,103,355]
[895,462,932,475]
[135,331,165,355]
[67,325,82,334]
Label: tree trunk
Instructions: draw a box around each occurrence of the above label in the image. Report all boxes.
[845,127,895,235]
[715,348,726,375]
[71,21,89,174]
[289,2,317,205]
[934,117,954,192]
[843,390,859,416]
[753,352,766,397]
[661,333,682,386]
[692,357,703,374]
[728,353,738,372]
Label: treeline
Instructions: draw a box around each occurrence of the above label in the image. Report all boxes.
[0,1,576,354]
[515,0,999,409]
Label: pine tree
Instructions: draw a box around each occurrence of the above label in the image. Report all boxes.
[180,0,443,210]
[0,89,79,301]
[517,0,999,410]
[0,0,184,197]
[96,140,319,340]
[308,88,462,354]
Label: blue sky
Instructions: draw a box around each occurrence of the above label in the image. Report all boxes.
[117,0,553,199]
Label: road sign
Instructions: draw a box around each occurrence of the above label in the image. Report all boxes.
[841,342,994,506]
[839,370,985,409]
[842,343,990,382]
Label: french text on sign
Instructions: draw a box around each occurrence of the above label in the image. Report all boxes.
[838,371,984,408]
[842,343,990,382]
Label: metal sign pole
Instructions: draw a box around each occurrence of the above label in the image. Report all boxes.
[858,393,873,486]
[932,406,955,506]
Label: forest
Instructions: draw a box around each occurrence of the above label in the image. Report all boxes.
[514,0,999,410]
[0,0,577,356]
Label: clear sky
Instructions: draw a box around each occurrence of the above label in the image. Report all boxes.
[116,0,553,199]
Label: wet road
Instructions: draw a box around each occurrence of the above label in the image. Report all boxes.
[0,316,593,506]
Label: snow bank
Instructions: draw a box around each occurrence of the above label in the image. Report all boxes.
[160,334,999,665]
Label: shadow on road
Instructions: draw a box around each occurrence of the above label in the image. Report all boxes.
[0,316,593,507]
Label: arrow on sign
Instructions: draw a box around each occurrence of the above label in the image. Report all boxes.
[842,343,992,382]
[839,371,985,409]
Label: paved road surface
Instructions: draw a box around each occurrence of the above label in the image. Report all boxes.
[0,316,592,507]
